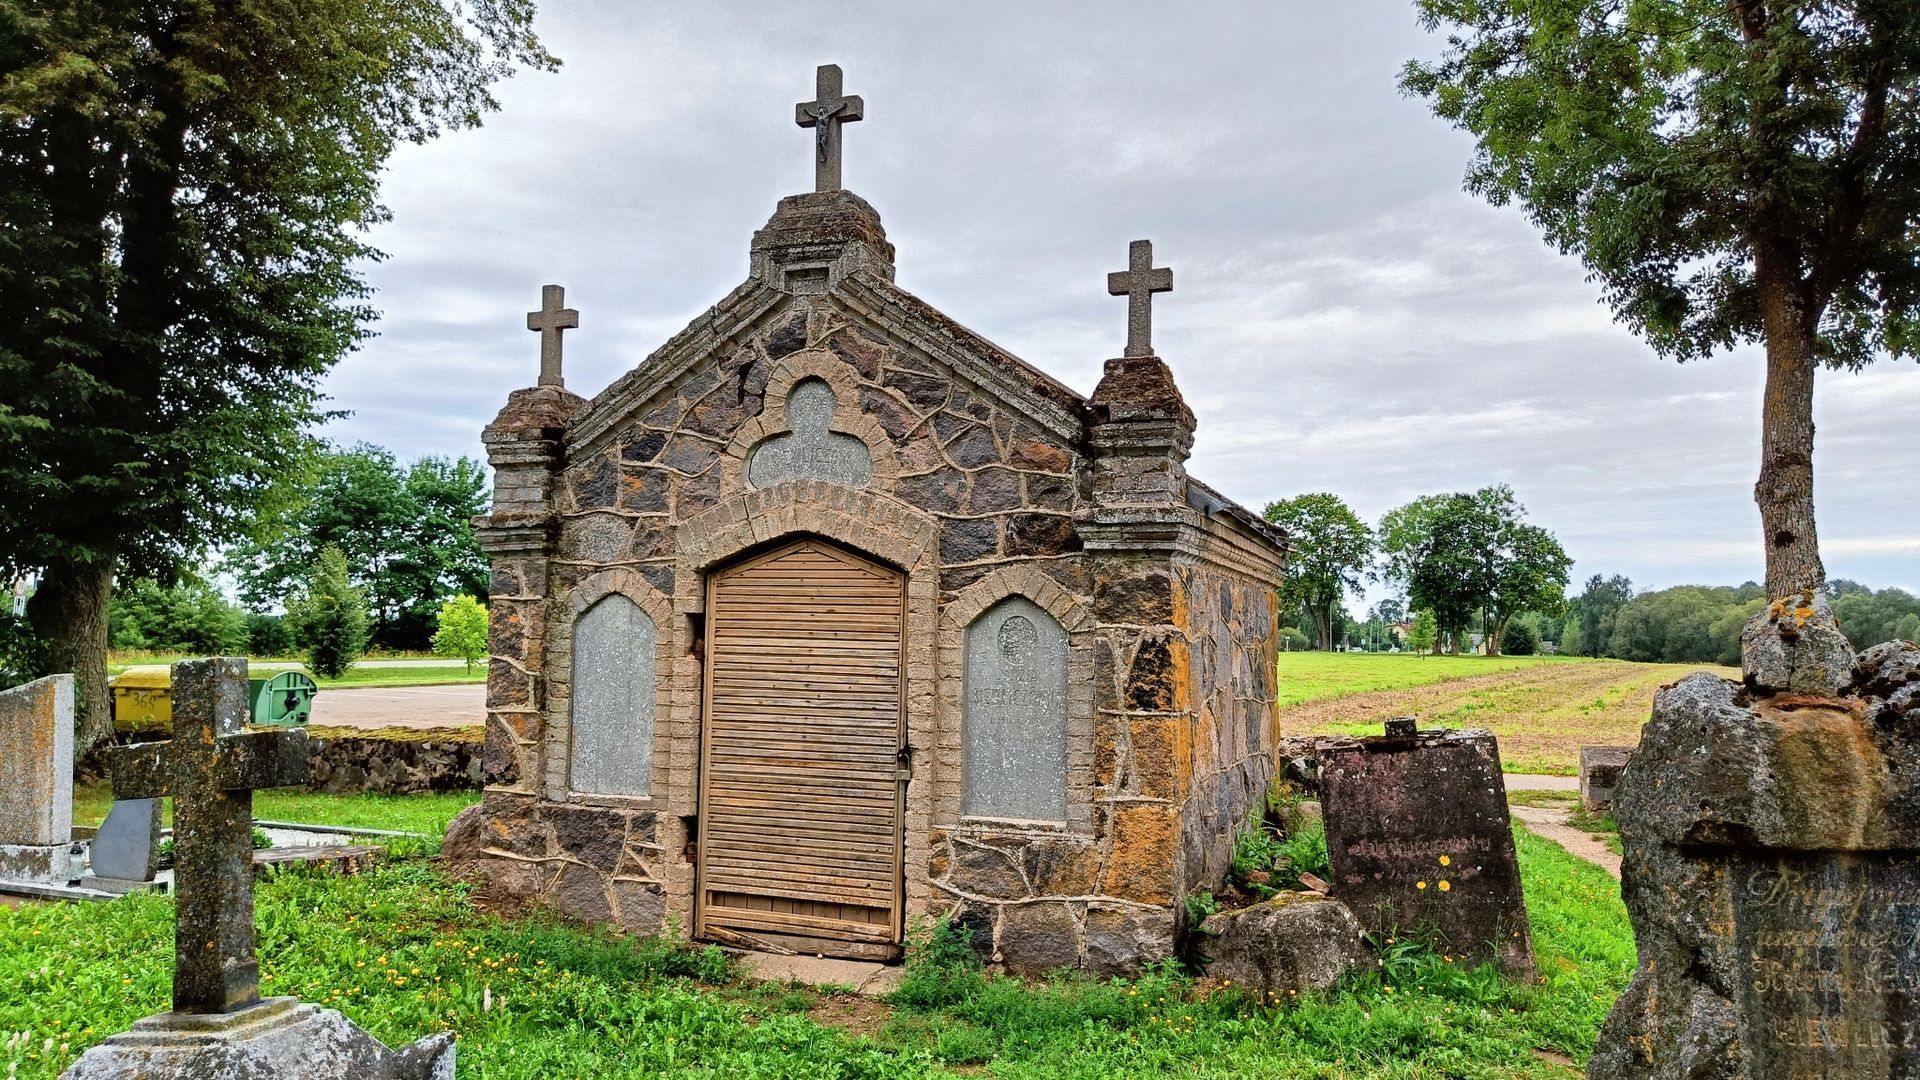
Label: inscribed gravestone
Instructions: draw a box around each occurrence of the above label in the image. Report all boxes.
[0,674,74,884]
[570,594,656,796]
[963,596,1068,822]
[1316,726,1533,975]
[1590,637,1920,1080]
[747,379,873,489]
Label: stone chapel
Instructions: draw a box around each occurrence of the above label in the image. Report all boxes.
[447,65,1290,972]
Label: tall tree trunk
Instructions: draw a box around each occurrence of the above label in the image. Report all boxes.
[27,551,116,753]
[1755,270,1826,599]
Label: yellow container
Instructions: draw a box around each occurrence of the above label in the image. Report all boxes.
[110,666,174,733]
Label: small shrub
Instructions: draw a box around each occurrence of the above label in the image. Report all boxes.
[246,613,295,657]
[430,594,489,671]
[1502,620,1538,656]
[286,547,369,678]
[891,918,984,1011]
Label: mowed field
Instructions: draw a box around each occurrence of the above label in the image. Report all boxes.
[1275,653,1738,774]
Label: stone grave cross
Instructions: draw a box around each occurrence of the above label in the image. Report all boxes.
[526,283,579,388]
[1106,239,1173,357]
[794,63,864,192]
[110,658,309,1015]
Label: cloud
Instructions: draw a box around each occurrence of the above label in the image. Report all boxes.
[323,0,1920,605]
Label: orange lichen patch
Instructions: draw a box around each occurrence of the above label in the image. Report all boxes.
[1166,637,1194,714]
[1093,721,1122,788]
[1128,716,1194,801]
[1100,803,1178,905]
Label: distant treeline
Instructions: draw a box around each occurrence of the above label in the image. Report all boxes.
[1564,577,1919,665]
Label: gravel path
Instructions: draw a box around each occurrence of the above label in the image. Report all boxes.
[1511,805,1621,879]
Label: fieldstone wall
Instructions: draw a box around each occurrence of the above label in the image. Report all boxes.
[304,731,482,795]
[457,188,1289,972]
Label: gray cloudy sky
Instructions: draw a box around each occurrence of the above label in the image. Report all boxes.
[327,0,1918,606]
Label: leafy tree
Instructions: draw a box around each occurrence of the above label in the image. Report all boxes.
[1405,1,1920,601]
[0,1,553,748]
[1379,485,1570,655]
[286,547,369,679]
[1407,609,1440,656]
[226,445,489,649]
[1609,585,1766,665]
[1570,574,1635,658]
[1369,598,1407,627]
[1278,627,1312,652]
[1896,613,1920,645]
[1560,614,1586,658]
[1502,620,1538,656]
[1264,493,1374,651]
[1830,584,1920,649]
[108,578,248,654]
[245,614,295,658]
[431,595,490,672]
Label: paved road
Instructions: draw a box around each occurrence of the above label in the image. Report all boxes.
[310,683,485,730]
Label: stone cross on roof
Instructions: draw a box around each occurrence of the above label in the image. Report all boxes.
[526,284,579,388]
[110,659,309,1015]
[1106,239,1174,358]
[794,63,864,193]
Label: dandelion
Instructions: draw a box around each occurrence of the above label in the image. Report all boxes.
[1416,880,1428,890]
[1438,854,1451,867]
[1438,880,1451,892]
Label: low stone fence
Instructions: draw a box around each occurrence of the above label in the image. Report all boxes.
[304,727,482,794]
[80,726,483,795]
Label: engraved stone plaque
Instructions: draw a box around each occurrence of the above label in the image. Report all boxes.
[570,594,656,796]
[1732,853,1920,1078]
[963,596,1068,822]
[747,379,873,489]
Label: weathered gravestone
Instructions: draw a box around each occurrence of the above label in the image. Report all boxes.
[0,674,74,885]
[963,596,1069,822]
[62,658,454,1080]
[1578,746,1632,812]
[1316,723,1534,975]
[1590,600,1920,1080]
[88,798,161,886]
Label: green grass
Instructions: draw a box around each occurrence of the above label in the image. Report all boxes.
[311,666,487,689]
[71,782,478,836]
[3,827,1631,1078]
[1275,652,1587,708]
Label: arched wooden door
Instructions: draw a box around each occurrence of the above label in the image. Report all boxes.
[696,537,906,958]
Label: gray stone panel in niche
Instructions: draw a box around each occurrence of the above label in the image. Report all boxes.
[571,594,657,796]
[964,597,1068,822]
[747,379,873,489]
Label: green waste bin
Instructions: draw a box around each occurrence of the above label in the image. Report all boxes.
[248,668,317,727]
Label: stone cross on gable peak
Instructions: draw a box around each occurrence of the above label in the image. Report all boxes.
[110,658,309,1015]
[1107,239,1174,358]
[795,63,864,193]
[527,283,579,388]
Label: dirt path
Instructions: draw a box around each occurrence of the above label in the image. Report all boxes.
[1511,806,1621,879]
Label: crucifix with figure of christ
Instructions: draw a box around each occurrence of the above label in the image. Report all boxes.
[1107,239,1174,358]
[110,659,309,1015]
[795,63,864,192]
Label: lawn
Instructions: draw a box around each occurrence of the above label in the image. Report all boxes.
[71,783,479,836]
[1276,652,1735,774]
[2,827,1630,1079]
[108,653,486,690]
[1274,652,1588,708]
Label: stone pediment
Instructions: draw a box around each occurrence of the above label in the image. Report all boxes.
[563,191,1089,457]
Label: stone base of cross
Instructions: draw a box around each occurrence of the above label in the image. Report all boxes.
[61,658,456,1080]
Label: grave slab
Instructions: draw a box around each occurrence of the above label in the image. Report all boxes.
[1316,725,1534,975]
[0,674,74,885]
[90,799,161,883]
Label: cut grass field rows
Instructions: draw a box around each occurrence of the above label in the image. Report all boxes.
[1275,653,1735,774]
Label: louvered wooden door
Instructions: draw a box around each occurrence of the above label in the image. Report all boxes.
[697,538,906,958]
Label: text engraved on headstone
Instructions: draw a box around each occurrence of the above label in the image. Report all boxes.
[570,594,657,796]
[747,380,873,490]
[1733,853,1920,1079]
[1317,729,1534,974]
[963,597,1068,822]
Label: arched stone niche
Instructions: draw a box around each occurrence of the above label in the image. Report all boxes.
[745,378,874,489]
[963,596,1069,823]
[568,593,658,797]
